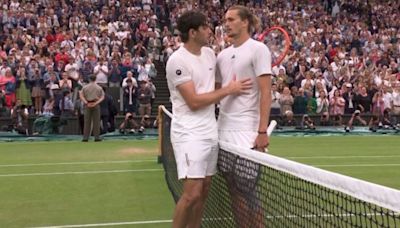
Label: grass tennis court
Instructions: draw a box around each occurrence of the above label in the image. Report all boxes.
[0,136,399,227]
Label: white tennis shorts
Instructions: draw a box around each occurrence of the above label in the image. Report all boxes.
[172,139,218,180]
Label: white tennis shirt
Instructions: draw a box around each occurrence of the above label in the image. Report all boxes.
[216,38,272,131]
[166,46,218,142]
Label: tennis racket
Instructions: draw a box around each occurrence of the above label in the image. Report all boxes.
[257,26,291,67]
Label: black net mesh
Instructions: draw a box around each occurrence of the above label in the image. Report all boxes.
[160,108,400,228]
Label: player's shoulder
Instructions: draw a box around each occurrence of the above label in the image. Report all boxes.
[201,46,215,56]
[217,45,234,60]
[248,38,268,49]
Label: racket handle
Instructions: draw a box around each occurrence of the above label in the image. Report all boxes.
[267,120,277,136]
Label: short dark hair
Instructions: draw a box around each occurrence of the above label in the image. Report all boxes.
[177,11,207,43]
[89,75,96,82]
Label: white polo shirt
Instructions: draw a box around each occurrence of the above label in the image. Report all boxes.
[166,46,217,143]
[216,38,272,131]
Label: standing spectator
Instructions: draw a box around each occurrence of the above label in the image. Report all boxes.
[279,86,294,115]
[123,78,138,115]
[30,69,45,115]
[392,86,400,116]
[343,83,356,114]
[94,58,109,87]
[137,80,152,117]
[292,88,307,114]
[59,72,72,92]
[100,87,117,134]
[356,86,372,114]
[59,90,74,117]
[270,83,281,115]
[0,69,16,109]
[108,59,121,87]
[330,89,345,117]
[15,66,32,107]
[79,75,105,142]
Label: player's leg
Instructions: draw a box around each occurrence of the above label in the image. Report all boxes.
[187,175,212,228]
[172,178,204,228]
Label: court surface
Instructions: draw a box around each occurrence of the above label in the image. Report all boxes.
[0,136,399,227]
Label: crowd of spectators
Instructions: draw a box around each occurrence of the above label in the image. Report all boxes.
[0,0,163,134]
[0,0,399,134]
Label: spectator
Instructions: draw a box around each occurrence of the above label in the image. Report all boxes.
[119,112,140,134]
[281,110,297,127]
[270,83,281,115]
[100,87,117,134]
[59,90,74,117]
[122,78,138,115]
[29,69,44,115]
[15,66,32,107]
[108,59,122,87]
[94,58,109,87]
[0,90,8,117]
[292,88,307,114]
[278,86,293,115]
[10,99,29,135]
[42,96,55,117]
[330,89,345,117]
[137,80,152,117]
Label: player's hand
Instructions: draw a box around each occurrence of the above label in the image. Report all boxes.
[227,77,252,95]
[253,134,269,152]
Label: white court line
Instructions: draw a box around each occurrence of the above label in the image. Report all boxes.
[315,163,400,167]
[0,160,156,168]
[31,219,172,228]
[0,169,163,177]
[286,155,400,159]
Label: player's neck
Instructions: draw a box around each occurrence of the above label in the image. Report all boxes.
[232,33,250,48]
[183,42,202,56]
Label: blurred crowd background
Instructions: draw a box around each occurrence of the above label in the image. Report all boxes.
[0,0,399,134]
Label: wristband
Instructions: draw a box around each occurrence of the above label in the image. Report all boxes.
[258,131,267,134]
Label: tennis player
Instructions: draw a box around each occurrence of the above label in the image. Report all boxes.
[216,5,272,228]
[166,11,252,228]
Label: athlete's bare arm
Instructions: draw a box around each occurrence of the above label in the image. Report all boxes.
[177,78,252,111]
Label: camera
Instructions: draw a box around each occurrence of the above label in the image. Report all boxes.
[354,110,360,116]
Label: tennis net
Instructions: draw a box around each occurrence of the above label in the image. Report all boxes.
[158,106,400,227]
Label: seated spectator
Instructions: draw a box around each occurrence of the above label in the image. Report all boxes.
[346,110,367,132]
[119,112,140,134]
[301,114,316,130]
[59,90,74,117]
[42,96,55,117]
[140,114,153,132]
[10,99,29,135]
[281,110,297,127]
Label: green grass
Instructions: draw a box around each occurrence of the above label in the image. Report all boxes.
[0,140,174,228]
[0,136,399,227]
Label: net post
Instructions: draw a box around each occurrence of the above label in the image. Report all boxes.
[157,105,164,164]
